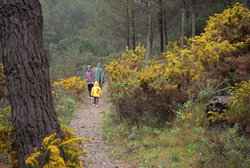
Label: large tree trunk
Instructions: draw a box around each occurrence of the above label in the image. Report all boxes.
[126,0,130,49]
[158,0,164,55]
[191,0,196,37]
[146,0,152,60]
[0,1,61,167]
[132,7,136,50]
[180,0,186,48]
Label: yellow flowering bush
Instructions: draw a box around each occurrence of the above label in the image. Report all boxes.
[26,125,92,168]
[105,4,250,124]
[106,45,183,124]
[227,80,250,125]
[207,111,227,123]
[0,107,16,164]
[163,3,250,82]
[52,76,87,100]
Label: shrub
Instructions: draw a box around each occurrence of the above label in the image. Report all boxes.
[25,125,92,168]
[197,125,250,168]
[105,4,250,125]
[56,98,76,125]
[106,46,181,124]
[0,107,16,164]
[52,76,86,101]
[227,80,250,128]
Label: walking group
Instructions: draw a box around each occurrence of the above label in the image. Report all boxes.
[86,63,104,107]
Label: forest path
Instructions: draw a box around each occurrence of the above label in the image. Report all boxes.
[69,88,131,168]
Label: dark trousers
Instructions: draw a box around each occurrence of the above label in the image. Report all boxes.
[94,97,99,105]
[87,84,93,96]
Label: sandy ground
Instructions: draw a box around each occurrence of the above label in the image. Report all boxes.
[69,94,133,168]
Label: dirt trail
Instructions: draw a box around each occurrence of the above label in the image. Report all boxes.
[69,93,131,168]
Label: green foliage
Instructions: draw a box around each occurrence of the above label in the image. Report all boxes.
[56,98,76,125]
[49,39,101,79]
[197,125,250,168]
[101,104,204,168]
[25,125,92,168]
[102,102,250,168]
[106,4,250,125]
[0,107,15,165]
[227,80,250,126]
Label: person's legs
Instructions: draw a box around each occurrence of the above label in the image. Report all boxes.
[88,84,93,98]
[93,97,97,105]
[95,97,99,106]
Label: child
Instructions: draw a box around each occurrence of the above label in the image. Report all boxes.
[91,81,102,106]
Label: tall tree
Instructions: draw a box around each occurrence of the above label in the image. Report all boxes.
[131,6,136,50]
[191,0,196,37]
[180,0,186,48]
[126,0,131,48]
[246,0,250,8]
[146,0,153,60]
[0,1,62,167]
[158,0,164,54]
[163,8,168,47]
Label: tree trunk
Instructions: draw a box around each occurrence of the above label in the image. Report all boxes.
[132,7,136,50]
[180,0,186,48]
[146,0,152,60]
[163,9,168,47]
[126,0,130,49]
[0,1,61,167]
[191,0,196,37]
[246,0,250,8]
[158,0,164,56]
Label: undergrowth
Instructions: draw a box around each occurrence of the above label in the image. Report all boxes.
[101,103,250,168]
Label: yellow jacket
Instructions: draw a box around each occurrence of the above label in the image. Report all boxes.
[91,81,102,97]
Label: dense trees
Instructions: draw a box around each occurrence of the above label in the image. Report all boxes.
[0,1,61,167]
[99,0,249,58]
[33,0,249,64]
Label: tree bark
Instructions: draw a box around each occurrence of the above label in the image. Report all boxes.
[180,0,186,48]
[126,0,130,49]
[191,0,196,37]
[0,1,61,167]
[145,0,152,60]
[132,7,136,50]
[158,0,164,55]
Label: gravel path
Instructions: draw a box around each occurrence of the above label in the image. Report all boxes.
[69,94,132,168]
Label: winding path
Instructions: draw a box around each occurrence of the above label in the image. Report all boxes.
[69,92,132,168]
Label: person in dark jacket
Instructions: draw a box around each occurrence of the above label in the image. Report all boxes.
[86,65,95,99]
[94,63,104,88]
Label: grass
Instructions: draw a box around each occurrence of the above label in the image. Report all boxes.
[100,103,250,168]
[100,104,204,168]
[54,89,89,125]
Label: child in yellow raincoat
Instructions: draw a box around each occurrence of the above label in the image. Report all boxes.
[91,81,102,106]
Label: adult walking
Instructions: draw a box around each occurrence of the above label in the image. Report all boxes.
[86,65,95,99]
[94,63,105,88]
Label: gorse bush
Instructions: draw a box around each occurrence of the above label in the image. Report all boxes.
[25,125,92,168]
[105,3,250,124]
[227,80,250,128]
[106,46,180,124]
[0,107,15,165]
[52,76,87,100]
